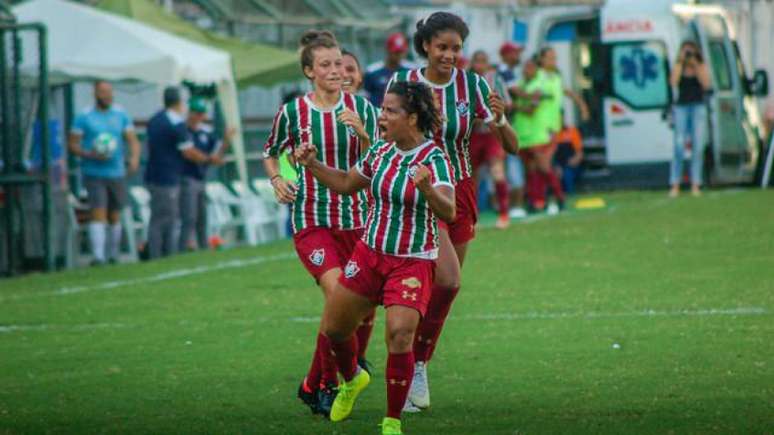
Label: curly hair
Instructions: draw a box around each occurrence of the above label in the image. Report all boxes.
[299,30,339,80]
[413,12,469,58]
[386,81,441,135]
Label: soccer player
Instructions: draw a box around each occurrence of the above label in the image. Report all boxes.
[387,12,519,410]
[262,30,379,418]
[468,50,512,229]
[294,80,455,435]
[68,81,141,265]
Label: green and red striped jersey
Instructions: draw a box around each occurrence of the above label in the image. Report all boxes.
[387,67,495,183]
[356,139,454,259]
[264,92,378,233]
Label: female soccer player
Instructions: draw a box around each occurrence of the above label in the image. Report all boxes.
[262,30,378,418]
[295,80,455,435]
[387,12,519,410]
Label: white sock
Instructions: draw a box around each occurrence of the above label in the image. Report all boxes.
[88,221,107,262]
[108,223,122,260]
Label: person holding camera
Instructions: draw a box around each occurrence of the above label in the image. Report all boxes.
[669,41,712,197]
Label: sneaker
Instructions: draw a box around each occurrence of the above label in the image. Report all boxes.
[297,379,319,415]
[407,361,430,409]
[329,369,370,422]
[357,356,373,375]
[402,399,422,413]
[547,202,559,216]
[316,382,338,418]
[508,207,527,219]
[381,417,403,435]
[495,213,510,229]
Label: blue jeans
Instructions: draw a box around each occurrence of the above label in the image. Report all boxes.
[671,103,707,186]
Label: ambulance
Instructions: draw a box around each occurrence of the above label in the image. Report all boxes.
[514,0,769,186]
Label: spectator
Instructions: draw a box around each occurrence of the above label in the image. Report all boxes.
[68,81,140,265]
[669,40,712,198]
[497,41,523,98]
[552,115,584,195]
[178,98,232,252]
[144,86,192,259]
[363,32,414,107]
[468,50,511,229]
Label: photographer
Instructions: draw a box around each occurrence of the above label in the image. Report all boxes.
[669,41,712,197]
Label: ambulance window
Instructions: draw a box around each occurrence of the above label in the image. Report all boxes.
[707,41,732,91]
[610,41,670,109]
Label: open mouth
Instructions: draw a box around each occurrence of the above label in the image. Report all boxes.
[342,79,353,87]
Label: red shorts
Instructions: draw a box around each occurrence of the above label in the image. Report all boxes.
[339,241,435,316]
[470,130,504,171]
[293,227,364,281]
[439,177,477,245]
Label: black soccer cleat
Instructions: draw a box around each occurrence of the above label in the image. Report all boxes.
[316,382,338,418]
[357,356,374,375]
[297,380,319,415]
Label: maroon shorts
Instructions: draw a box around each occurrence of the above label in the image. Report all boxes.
[470,131,505,172]
[293,227,364,281]
[339,241,435,316]
[439,177,478,245]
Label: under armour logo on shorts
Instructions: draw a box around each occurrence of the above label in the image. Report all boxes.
[344,260,360,278]
[309,249,325,266]
[401,290,417,301]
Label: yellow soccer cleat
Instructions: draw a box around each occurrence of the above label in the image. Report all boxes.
[380,417,402,435]
[329,369,370,422]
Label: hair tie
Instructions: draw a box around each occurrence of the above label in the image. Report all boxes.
[421,13,432,27]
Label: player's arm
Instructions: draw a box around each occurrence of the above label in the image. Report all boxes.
[487,93,519,155]
[411,164,455,223]
[294,143,368,194]
[68,118,106,161]
[124,128,141,173]
[263,106,297,204]
[564,88,590,122]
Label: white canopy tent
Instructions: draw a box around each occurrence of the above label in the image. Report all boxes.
[12,0,249,185]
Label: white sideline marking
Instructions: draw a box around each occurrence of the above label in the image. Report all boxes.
[54,253,296,296]
[287,307,767,324]
[0,322,128,334]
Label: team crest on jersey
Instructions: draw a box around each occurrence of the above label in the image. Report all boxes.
[401,277,422,289]
[309,249,325,266]
[344,260,360,278]
[408,165,419,178]
[456,101,469,116]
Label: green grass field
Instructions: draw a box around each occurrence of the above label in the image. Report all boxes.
[1,190,773,434]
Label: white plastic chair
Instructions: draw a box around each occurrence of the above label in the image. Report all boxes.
[231,181,280,243]
[205,182,254,246]
[252,178,289,238]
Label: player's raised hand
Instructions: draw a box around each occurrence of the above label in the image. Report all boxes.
[337,110,367,140]
[410,164,432,193]
[489,92,506,121]
[270,175,297,204]
[294,143,318,167]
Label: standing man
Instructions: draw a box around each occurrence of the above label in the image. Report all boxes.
[363,32,414,107]
[497,42,528,219]
[68,80,140,265]
[497,41,524,98]
[178,98,232,251]
[144,87,194,259]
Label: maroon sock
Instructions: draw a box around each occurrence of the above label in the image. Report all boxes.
[356,309,376,360]
[542,170,565,202]
[328,334,358,381]
[413,285,460,362]
[495,180,509,216]
[317,333,339,386]
[305,335,323,390]
[386,352,415,419]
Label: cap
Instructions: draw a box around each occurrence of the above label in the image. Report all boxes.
[386,32,409,54]
[499,41,523,56]
[188,98,208,114]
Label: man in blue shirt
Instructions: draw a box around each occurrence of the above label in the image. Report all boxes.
[68,81,141,265]
[178,98,232,251]
[363,32,415,107]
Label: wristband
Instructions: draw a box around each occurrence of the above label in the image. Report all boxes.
[270,174,281,183]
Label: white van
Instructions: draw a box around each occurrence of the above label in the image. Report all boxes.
[515,0,769,187]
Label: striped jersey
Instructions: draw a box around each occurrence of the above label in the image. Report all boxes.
[355,139,454,259]
[387,67,495,183]
[264,92,379,233]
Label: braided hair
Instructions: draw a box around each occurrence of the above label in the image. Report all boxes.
[413,12,469,58]
[386,81,441,136]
